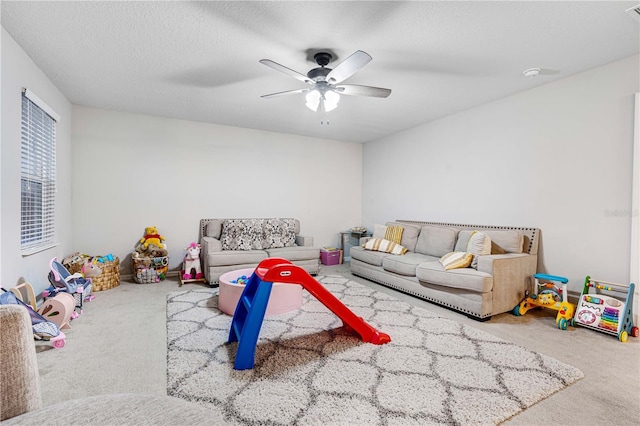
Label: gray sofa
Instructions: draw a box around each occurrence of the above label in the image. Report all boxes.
[350,220,540,320]
[199,218,320,285]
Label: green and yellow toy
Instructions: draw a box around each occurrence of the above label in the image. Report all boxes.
[513,273,576,330]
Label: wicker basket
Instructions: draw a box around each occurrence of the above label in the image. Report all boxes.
[91,257,120,291]
[62,253,120,292]
[62,253,84,275]
[132,255,168,284]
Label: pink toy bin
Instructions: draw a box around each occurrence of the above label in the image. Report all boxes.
[218,268,303,316]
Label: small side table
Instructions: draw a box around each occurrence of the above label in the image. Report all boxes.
[340,230,372,260]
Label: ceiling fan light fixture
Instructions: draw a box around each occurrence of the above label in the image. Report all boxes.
[324,90,340,111]
[305,90,321,111]
[305,89,340,112]
[260,49,389,113]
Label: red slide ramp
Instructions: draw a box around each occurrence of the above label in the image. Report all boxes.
[228,258,390,369]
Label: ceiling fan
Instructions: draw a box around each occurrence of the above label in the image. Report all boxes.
[259,50,391,114]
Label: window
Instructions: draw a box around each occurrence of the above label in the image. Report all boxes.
[20,89,59,255]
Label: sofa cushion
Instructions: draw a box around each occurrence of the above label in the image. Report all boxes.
[386,222,421,252]
[205,220,224,239]
[416,261,493,293]
[454,229,524,254]
[382,253,436,276]
[484,230,523,253]
[206,250,268,266]
[439,252,473,270]
[349,246,392,267]
[454,230,473,252]
[414,225,458,257]
[363,238,408,255]
[265,246,319,261]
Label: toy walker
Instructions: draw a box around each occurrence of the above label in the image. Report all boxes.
[513,273,576,330]
[572,276,638,343]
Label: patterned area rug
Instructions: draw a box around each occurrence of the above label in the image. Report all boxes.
[167,275,583,425]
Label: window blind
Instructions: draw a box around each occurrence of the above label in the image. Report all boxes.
[20,90,57,254]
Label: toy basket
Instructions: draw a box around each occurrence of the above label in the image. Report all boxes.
[62,253,120,292]
[91,257,120,291]
[133,255,169,284]
[62,253,84,275]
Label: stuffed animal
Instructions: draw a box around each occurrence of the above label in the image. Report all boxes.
[81,258,102,278]
[139,226,166,249]
[182,242,203,280]
[146,245,168,258]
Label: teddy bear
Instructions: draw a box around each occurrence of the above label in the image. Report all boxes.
[139,226,166,249]
[146,244,168,258]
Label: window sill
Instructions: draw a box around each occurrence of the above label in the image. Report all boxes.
[21,242,59,257]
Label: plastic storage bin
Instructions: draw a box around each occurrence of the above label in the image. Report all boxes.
[320,248,342,265]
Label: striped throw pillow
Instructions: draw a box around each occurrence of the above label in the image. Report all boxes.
[467,231,491,268]
[439,251,473,270]
[363,238,408,255]
[384,225,404,244]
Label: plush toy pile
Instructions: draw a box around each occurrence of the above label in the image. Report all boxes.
[132,226,169,283]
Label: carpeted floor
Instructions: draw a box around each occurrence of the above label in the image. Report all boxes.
[167,275,583,425]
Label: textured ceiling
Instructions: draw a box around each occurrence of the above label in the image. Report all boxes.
[2,1,639,143]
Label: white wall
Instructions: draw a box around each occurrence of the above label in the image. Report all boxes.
[632,93,640,322]
[71,106,362,274]
[1,28,73,294]
[363,54,639,295]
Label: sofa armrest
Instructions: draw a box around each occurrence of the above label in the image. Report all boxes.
[201,236,222,253]
[477,254,537,314]
[295,235,314,247]
[0,306,42,421]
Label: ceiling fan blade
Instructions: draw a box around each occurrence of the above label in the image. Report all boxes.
[334,84,391,98]
[259,59,314,85]
[326,50,372,84]
[261,88,311,99]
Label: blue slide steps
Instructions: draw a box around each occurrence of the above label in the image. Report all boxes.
[227,271,273,370]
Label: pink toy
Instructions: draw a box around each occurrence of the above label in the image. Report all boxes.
[219,268,303,316]
[181,243,203,280]
[39,292,75,330]
[81,258,102,279]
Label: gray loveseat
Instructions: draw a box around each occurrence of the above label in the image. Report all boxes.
[199,218,320,285]
[350,220,540,320]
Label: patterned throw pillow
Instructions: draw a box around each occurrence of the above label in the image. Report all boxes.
[220,219,264,251]
[439,252,473,270]
[466,231,491,268]
[363,238,408,255]
[384,225,404,244]
[263,218,296,248]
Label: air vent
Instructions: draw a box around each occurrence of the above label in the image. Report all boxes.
[626,4,640,23]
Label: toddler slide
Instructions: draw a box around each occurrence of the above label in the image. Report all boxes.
[229,258,390,369]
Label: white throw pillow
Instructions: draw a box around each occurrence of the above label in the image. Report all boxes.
[466,231,491,268]
[372,224,387,239]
